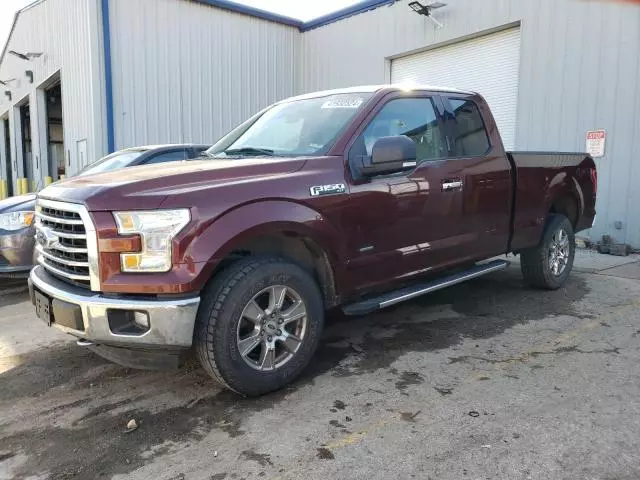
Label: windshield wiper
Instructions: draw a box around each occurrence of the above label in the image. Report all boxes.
[224,147,275,156]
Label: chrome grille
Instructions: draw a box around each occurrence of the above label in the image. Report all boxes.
[35,201,94,289]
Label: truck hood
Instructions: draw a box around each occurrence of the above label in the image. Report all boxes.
[38,158,308,211]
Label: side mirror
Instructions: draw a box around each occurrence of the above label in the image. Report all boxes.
[361,136,417,176]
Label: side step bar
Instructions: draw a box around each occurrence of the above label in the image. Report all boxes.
[342,259,510,316]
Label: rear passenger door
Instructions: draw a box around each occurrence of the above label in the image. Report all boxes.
[440,95,512,259]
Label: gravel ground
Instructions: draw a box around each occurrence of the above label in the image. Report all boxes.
[1,263,640,480]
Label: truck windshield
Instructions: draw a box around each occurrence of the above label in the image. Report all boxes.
[206,93,373,158]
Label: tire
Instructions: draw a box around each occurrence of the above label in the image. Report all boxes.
[194,256,324,396]
[520,214,575,290]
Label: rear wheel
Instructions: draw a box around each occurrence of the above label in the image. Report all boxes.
[195,256,324,396]
[520,214,575,290]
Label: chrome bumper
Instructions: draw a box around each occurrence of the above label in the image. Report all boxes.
[29,265,200,348]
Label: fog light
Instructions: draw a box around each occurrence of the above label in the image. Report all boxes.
[133,312,150,329]
[107,310,150,335]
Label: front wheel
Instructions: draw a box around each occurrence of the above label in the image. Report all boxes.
[520,214,576,290]
[195,256,324,396]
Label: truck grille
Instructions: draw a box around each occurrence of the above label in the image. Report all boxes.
[35,202,93,289]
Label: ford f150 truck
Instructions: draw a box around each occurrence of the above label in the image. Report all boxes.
[29,85,597,396]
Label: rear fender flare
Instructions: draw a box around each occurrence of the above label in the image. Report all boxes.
[542,172,585,223]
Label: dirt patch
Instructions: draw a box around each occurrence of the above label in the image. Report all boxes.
[316,447,334,460]
[333,400,346,410]
[318,271,590,376]
[240,450,273,467]
[0,345,111,402]
[2,388,284,479]
[395,371,424,391]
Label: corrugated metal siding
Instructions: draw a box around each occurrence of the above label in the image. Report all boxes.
[109,0,299,148]
[0,0,106,187]
[297,0,640,247]
[391,27,521,150]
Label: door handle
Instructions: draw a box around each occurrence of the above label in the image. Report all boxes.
[442,179,463,191]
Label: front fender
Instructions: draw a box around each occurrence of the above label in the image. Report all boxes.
[185,200,347,290]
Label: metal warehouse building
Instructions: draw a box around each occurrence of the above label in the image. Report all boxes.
[0,0,639,247]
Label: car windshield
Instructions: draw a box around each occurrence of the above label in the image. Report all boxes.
[206,92,373,158]
[77,150,146,176]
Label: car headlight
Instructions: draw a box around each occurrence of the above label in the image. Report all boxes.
[0,211,35,231]
[113,209,190,273]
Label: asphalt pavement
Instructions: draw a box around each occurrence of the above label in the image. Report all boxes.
[1,259,640,480]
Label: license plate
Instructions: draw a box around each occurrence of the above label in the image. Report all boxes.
[35,290,52,326]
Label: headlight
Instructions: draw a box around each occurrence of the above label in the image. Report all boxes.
[113,209,190,273]
[0,211,35,231]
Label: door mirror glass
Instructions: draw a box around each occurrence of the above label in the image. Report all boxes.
[362,136,417,176]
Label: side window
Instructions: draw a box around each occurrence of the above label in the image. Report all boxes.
[447,99,490,157]
[144,150,188,165]
[358,98,446,163]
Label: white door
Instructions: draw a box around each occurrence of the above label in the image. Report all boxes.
[76,139,87,172]
[391,27,521,150]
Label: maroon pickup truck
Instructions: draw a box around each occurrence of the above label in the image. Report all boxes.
[29,85,597,396]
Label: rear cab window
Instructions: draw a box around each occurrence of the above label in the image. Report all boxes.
[445,98,491,157]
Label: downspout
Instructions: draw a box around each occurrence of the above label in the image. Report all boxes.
[101,0,115,153]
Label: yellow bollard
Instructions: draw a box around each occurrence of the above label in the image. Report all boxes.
[44,176,53,186]
[0,180,6,199]
[59,175,66,180]
[16,178,23,195]
[20,178,29,194]
[31,180,36,192]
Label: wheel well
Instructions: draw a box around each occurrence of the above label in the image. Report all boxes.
[550,194,579,228]
[217,233,339,308]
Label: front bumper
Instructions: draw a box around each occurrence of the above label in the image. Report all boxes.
[29,265,200,348]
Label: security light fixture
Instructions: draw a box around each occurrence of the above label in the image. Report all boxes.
[8,50,43,61]
[25,70,33,83]
[408,1,427,14]
[408,1,446,28]
[4,91,11,101]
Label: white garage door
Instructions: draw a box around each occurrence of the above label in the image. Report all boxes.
[391,27,521,150]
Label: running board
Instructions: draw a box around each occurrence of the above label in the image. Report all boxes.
[342,259,510,316]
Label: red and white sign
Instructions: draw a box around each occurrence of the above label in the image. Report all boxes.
[586,130,606,158]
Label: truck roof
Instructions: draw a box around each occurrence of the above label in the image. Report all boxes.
[281,84,474,103]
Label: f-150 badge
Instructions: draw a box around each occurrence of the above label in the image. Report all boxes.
[310,184,346,197]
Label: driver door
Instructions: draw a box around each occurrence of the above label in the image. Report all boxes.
[343,92,467,294]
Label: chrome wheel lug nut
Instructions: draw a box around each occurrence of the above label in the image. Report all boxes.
[276,329,282,336]
[268,336,273,342]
